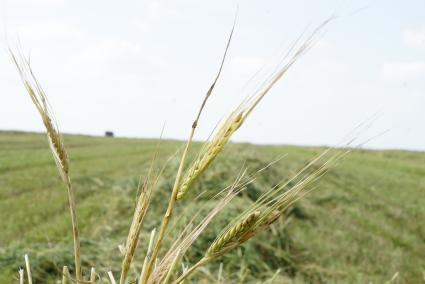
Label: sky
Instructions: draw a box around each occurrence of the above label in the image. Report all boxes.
[0,0,424,151]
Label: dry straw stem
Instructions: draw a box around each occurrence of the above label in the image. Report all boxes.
[177,17,334,200]
[19,268,24,284]
[62,266,71,284]
[24,254,32,284]
[142,18,235,283]
[11,49,82,283]
[90,267,96,283]
[139,228,157,284]
[108,271,117,284]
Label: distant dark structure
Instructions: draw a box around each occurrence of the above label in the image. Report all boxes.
[105,131,114,137]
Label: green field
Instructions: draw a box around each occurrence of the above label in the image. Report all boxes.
[1,131,424,283]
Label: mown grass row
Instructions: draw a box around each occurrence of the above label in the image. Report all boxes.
[1,131,425,283]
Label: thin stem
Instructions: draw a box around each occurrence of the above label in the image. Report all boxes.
[62,266,71,284]
[139,228,157,284]
[66,180,82,283]
[160,249,181,284]
[90,267,96,283]
[143,128,196,282]
[266,269,281,284]
[173,257,210,284]
[19,268,24,284]
[24,254,32,284]
[108,271,117,284]
[216,263,223,284]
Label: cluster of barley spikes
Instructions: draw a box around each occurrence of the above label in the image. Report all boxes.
[10,18,345,284]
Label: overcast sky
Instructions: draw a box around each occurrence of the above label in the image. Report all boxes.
[0,0,424,150]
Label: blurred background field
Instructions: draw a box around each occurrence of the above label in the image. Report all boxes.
[1,131,424,283]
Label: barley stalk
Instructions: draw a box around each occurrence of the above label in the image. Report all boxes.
[141,20,235,283]
[11,50,82,283]
[120,139,171,284]
[149,169,252,284]
[174,144,347,284]
[177,17,334,200]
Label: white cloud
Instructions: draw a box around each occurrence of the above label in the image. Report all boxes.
[4,19,147,82]
[381,62,425,83]
[403,29,425,49]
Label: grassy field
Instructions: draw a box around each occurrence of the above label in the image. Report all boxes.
[0,131,424,283]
